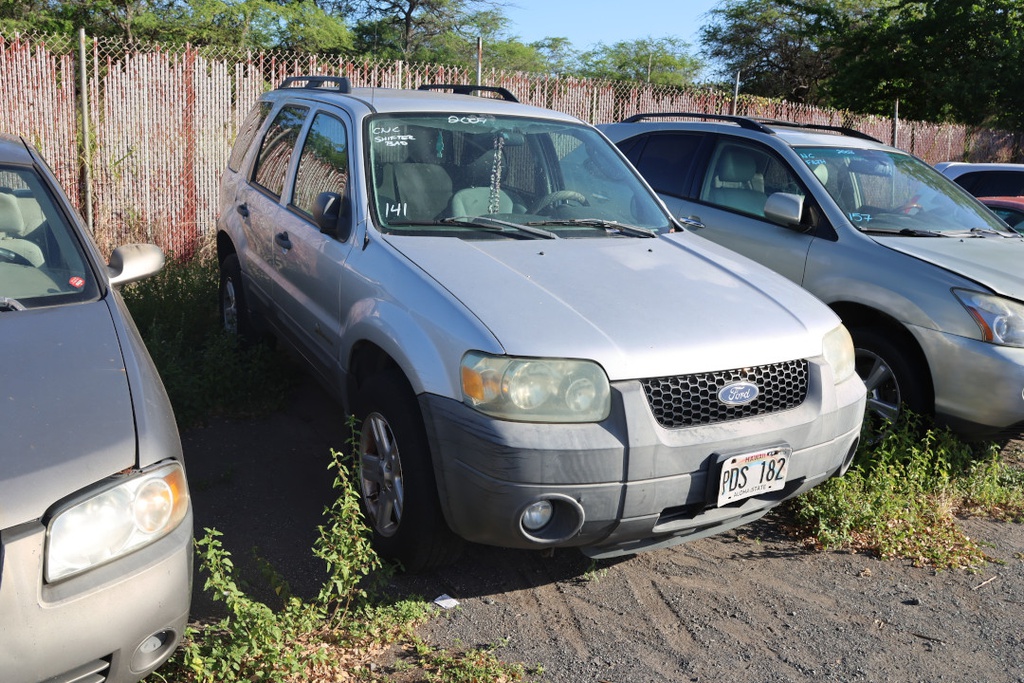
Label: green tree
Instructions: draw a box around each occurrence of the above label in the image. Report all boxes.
[825,0,1024,129]
[575,36,702,87]
[345,0,501,60]
[700,0,881,103]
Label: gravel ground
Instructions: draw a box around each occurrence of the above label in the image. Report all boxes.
[184,377,1024,683]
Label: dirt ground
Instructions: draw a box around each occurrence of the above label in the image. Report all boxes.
[183,377,1024,683]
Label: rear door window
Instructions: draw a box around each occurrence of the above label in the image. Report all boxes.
[252,105,308,198]
[627,132,703,199]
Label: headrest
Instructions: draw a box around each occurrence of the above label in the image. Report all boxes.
[716,149,757,183]
[0,192,26,236]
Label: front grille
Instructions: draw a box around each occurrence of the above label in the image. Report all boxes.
[641,360,809,428]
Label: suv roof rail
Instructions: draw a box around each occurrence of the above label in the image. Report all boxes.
[749,117,881,143]
[622,112,774,134]
[623,111,881,143]
[279,75,352,93]
[417,83,519,102]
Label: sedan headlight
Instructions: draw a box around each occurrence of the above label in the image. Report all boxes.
[461,351,611,422]
[822,324,856,383]
[46,461,190,582]
[954,289,1024,347]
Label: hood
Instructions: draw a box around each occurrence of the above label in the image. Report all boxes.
[0,300,137,527]
[874,235,1024,298]
[387,232,839,380]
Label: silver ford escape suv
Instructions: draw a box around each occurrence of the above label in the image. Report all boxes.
[217,77,865,569]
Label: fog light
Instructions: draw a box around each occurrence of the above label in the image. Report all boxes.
[521,500,553,531]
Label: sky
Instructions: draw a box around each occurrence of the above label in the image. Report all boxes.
[500,0,722,51]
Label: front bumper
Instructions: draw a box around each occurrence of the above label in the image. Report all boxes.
[913,325,1024,437]
[0,509,193,683]
[420,362,864,557]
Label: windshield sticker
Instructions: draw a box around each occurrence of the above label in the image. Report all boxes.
[69,276,85,289]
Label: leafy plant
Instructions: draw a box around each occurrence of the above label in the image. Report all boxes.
[793,414,1024,569]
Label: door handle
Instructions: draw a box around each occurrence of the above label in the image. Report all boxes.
[275,232,292,250]
[236,203,250,219]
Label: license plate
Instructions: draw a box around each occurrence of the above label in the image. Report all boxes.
[717,447,790,506]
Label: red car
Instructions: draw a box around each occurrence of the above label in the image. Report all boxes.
[979,196,1024,234]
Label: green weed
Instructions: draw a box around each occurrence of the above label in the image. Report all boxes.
[121,252,294,427]
[793,414,1024,569]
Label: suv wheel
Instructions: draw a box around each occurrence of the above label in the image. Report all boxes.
[851,327,930,435]
[355,369,463,570]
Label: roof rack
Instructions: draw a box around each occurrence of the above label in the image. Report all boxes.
[622,112,774,134]
[416,84,519,102]
[748,117,881,142]
[622,111,880,143]
[278,76,352,94]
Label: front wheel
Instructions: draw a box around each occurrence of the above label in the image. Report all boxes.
[354,369,463,570]
[850,326,931,437]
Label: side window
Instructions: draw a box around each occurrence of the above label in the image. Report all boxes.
[252,105,308,198]
[227,101,272,172]
[292,113,349,219]
[631,133,702,198]
[957,171,1024,197]
[700,141,803,218]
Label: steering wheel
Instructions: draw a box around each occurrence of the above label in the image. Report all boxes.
[531,190,589,214]
[0,247,31,267]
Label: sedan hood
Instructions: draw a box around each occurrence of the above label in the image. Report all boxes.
[876,236,1024,298]
[387,232,839,380]
[0,301,137,527]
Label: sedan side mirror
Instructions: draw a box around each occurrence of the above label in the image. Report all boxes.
[108,243,165,286]
[313,191,353,241]
[764,192,806,230]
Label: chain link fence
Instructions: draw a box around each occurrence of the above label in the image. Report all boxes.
[1,31,1021,256]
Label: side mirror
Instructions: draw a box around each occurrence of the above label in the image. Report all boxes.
[108,243,165,286]
[313,191,353,241]
[764,192,806,229]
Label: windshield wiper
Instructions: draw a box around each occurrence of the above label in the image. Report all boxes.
[442,215,558,239]
[526,218,658,238]
[858,226,948,237]
[0,297,26,311]
[944,226,1022,238]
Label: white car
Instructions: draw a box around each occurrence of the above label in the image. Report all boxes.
[936,161,1024,197]
[217,78,865,569]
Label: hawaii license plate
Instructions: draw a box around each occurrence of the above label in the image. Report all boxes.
[716,447,791,506]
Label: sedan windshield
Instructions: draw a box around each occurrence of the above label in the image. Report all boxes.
[798,147,1017,236]
[368,114,671,238]
[0,165,98,308]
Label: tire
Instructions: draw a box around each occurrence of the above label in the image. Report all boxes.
[850,326,932,437]
[354,369,463,571]
[218,253,256,344]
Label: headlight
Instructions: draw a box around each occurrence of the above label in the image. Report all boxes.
[822,324,856,383]
[461,351,611,422]
[46,461,190,582]
[954,289,1024,347]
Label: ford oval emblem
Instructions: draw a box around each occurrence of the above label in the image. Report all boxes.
[718,381,760,406]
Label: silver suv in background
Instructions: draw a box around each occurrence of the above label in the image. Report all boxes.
[936,162,1024,198]
[602,113,1024,438]
[0,134,193,683]
[218,78,865,569]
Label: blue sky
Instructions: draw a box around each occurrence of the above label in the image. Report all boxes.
[501,0,721,51]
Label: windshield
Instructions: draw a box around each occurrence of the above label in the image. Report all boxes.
[797,147,1015,236]
[367,113,671,238]
[0,164,99,309]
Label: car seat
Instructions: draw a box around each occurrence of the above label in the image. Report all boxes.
[450,147,515,216]
[0,192,44,266]
[708,147,767,217]
[377,127,453,222]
